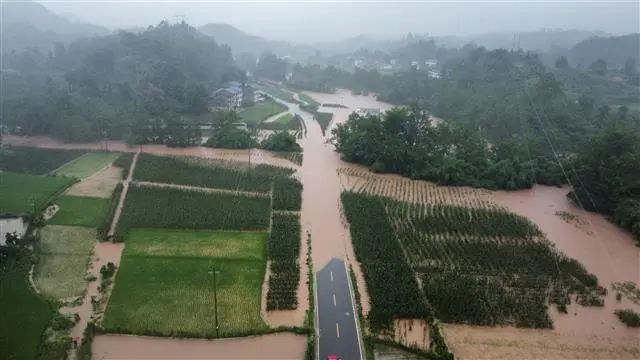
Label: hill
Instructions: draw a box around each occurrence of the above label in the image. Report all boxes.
[568,33,640,68]
[0,0,109,52]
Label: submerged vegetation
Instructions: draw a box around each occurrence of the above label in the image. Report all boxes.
[341,191,599,330]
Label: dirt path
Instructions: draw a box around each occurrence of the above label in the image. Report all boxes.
[263,110,290,123]
[134,180,269,198]
[107,151,139,237]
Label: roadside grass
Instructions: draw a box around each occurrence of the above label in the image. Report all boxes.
[34,225,96,299]
[239,99,288,126]
[0,146,85,175]
[48,195,110,227]
[103,229,269,338]
[54,152,120,179]
[116,185,271,238]
[259,83,297,103]
[0,256,54,360]
[0,172,74,215]
[298,93,319,106]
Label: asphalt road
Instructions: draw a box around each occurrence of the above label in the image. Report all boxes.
[316,258,362,360]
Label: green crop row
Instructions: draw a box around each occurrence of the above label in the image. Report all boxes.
[273,177,303,211]
[341,192,430,331]
[133,153,293,193]
[115,185,271,239]
[267,213,301,310]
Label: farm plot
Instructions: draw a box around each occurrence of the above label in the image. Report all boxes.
[239,99,288,126]
[0,257,54,360]
[273,178,303,211]
[272,152,303,166]
[48,195,110,227]
[115,185,271,238]
[65,165,123,198]
[0,172,74,215]
[315,112,334,136]
[103,229,269,338]
[385,199,599,328]
[267,213,301,310]
[259,113,304,132]
[34,225,96,299]
[54,152,120,179]
[133,153,292,193]
[0,146,85,175]
[340,191,601,332]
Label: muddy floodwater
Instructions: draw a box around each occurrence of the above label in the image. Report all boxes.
[3,135,295,169]
[92,333,307,359]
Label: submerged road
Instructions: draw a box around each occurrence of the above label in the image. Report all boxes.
[316,258,363,360]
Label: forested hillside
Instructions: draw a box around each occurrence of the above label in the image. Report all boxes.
[0,0,109,52]
[1,21,244,143]
[568,34,639,68]
[331,48,640,242]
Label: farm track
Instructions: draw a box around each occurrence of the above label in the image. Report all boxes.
[134,181,269,198]
[108,151,139,237]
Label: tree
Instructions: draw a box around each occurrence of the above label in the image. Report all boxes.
[589,58,607,76]
[260,131,301,152]
[255,52,287,81]
[205,111,256,149]
[555,56,569,69]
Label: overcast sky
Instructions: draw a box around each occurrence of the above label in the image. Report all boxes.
[40,1,640,43]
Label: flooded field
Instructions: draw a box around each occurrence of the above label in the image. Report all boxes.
[443,323,640,360]
[3,135,295,169]
[92,333,307,359]
[489,185,640,343]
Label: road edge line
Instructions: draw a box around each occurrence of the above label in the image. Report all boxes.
[314,272,320,360]
[344,260,364,360]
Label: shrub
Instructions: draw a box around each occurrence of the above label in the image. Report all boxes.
[615,309,640,327]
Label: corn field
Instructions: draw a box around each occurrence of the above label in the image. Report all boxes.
[266,213,301,310]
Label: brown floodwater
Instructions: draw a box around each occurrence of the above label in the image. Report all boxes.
[489,185,640,342]
[92,333,307,359]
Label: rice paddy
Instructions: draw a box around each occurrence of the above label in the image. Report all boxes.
[47,195,110,227]
[0,172,74,215]
[54,152,120,179]
[103,229,269,338]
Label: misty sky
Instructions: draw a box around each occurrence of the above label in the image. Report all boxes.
[41,1,640,43]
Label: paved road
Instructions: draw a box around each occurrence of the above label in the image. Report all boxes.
[316,258,362,360]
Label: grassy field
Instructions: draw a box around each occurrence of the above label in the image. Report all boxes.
[116,185,271,238]
[0,172,74,215]
[54,152,120,179]
[34,225,96,299]
[298,93,319,106]
[239,99,287,126]
[103,229,269,338]
[259,113,302,131]
[0,256,54,360]
[259,83,297,103]
[0,146,85,175]
[48,195,110,227]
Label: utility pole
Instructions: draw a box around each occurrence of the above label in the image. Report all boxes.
[209,268,220,337]
[248,148,251,169]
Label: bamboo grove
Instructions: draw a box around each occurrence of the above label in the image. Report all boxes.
[340,191,601,330]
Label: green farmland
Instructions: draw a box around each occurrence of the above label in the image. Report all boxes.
[0,146,85,175]
[0,172,74,215]
[103,229,269,338]
[54,152,120,179]
[239,99,287,126]
[0,257,54,360]
[48,196,110,227]
[34,225,96,299]
[116,185,271,238]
